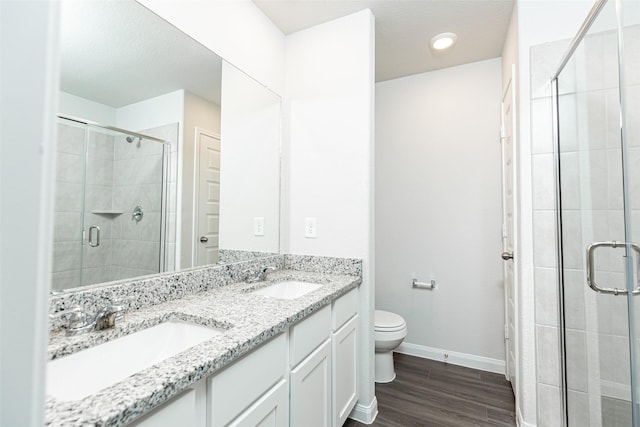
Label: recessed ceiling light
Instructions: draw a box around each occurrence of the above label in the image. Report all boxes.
[430,32,457,51]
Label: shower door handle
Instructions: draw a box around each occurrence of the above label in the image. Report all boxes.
[586,241,640,295]
[88,225,101,247]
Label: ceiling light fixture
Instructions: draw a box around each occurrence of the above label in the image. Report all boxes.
[430,32,457,51]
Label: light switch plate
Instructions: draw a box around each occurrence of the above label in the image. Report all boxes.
[304,217,317,238]
[254,217,264,236]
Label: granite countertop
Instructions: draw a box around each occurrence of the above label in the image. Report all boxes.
[45,269,361,426]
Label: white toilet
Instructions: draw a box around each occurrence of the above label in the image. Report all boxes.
[374,310,407,383]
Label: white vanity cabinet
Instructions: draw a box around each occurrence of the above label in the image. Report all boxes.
[209,333,287,427]
[289,305,332,426]
[331,289,359,427]
[126,287,359,427]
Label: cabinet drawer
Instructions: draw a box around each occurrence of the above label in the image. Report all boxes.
[209,333,287,426]
[290,305,331,367]
[332,288,357,331]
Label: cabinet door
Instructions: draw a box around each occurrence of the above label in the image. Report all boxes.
[290,339,331,427]
[332,315,358,427]
[229,379,288,427]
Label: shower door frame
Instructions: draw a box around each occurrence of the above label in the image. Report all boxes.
[552,0,640,425]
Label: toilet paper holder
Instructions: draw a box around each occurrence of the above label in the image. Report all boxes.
[412,278,436,290]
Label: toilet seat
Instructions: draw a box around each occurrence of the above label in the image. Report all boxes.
[375,310,406,332]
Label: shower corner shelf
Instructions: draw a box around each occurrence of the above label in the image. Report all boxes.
[90,209,124,215]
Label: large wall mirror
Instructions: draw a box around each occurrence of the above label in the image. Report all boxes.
[53,0,281,292]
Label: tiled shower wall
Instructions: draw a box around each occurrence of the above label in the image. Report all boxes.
[531,24,640,427]
[52,121,178,290]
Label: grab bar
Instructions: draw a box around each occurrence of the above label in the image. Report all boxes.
[586,241,640,295]
[88,225,100,247]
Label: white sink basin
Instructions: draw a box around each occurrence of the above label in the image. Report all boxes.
[253,281,322,300]
[47,320,223,401]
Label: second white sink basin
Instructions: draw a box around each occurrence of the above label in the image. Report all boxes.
[47,320,223,401]
[253,281,322,300]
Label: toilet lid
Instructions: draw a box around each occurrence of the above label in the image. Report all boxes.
[375,310,406,331]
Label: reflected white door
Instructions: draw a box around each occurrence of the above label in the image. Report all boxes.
[195,130,220,266]
[501,68,516,392]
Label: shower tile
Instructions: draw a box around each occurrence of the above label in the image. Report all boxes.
[81,267,112,287]
[612,335,631,386]
[56,153,84,184]
[536,325,561,386]
[560,152,581,210]
[566,329,588,392]
[537,383,563,427]
[84,185,113,211]
[86,155,113,187]
[606,88,622,149]
[534,267,559,327]
[532,154,555,210]
[532,97,554,154]
[611,294,629,336]
[558,93,579,152]
[567,390,590,427]
[603,31,619,91]
[55,182,83,213]
[607,149,624,210]
[52,270,80,291]
[597,291,614,336]
[533,210,558,269]
[52,241,81,273]
[561,210,584,270]
[623,25,640,87]
[584,89,607,150]
[563,269,587,331]
[580,149,608,210]
[581,33,605,92]
[598,333,615,382]
[628,148,640,209]
[54,212,82,243]
[56,123,85,155]
[82,239,112,269]
[87,132,115,160]
[625,85,640,148]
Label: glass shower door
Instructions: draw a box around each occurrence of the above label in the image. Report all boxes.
[556,0,640,425]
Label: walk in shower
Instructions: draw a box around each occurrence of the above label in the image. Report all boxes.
[52,117,169,291]
[555,0,640,425]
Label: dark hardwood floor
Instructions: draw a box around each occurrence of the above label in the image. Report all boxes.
[344,353,516,427]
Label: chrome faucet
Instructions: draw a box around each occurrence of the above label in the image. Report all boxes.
[50,300,130,336]
[244,266,277,283]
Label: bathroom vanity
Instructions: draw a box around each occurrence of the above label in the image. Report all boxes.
[45,255,361,427]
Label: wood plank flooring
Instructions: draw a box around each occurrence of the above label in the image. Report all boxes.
[344,353,516,427]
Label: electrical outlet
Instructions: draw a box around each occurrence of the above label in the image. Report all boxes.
[304,217,317,238]
[254,217,264,236]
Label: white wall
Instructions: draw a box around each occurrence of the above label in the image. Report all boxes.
[0,2,59,426]
[58,92,116,124]
[283,9,376,423]
[219,62,280,253]
[376,58,505,370]
[137,0,285,95]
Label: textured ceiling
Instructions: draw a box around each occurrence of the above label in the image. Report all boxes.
[59,1,222,108]
[253,0,515,82]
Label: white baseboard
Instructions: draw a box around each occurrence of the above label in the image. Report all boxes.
[396,342,506,375]
[517,407,536,427]
[348,396,378,424]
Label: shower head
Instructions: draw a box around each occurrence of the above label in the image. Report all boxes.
[126,135,142,147]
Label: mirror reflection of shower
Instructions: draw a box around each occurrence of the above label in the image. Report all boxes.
[52,116,173,291]
[126,135,142,147]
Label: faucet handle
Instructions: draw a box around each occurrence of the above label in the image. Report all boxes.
[49,305,83,320]
[108,298,132,321]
